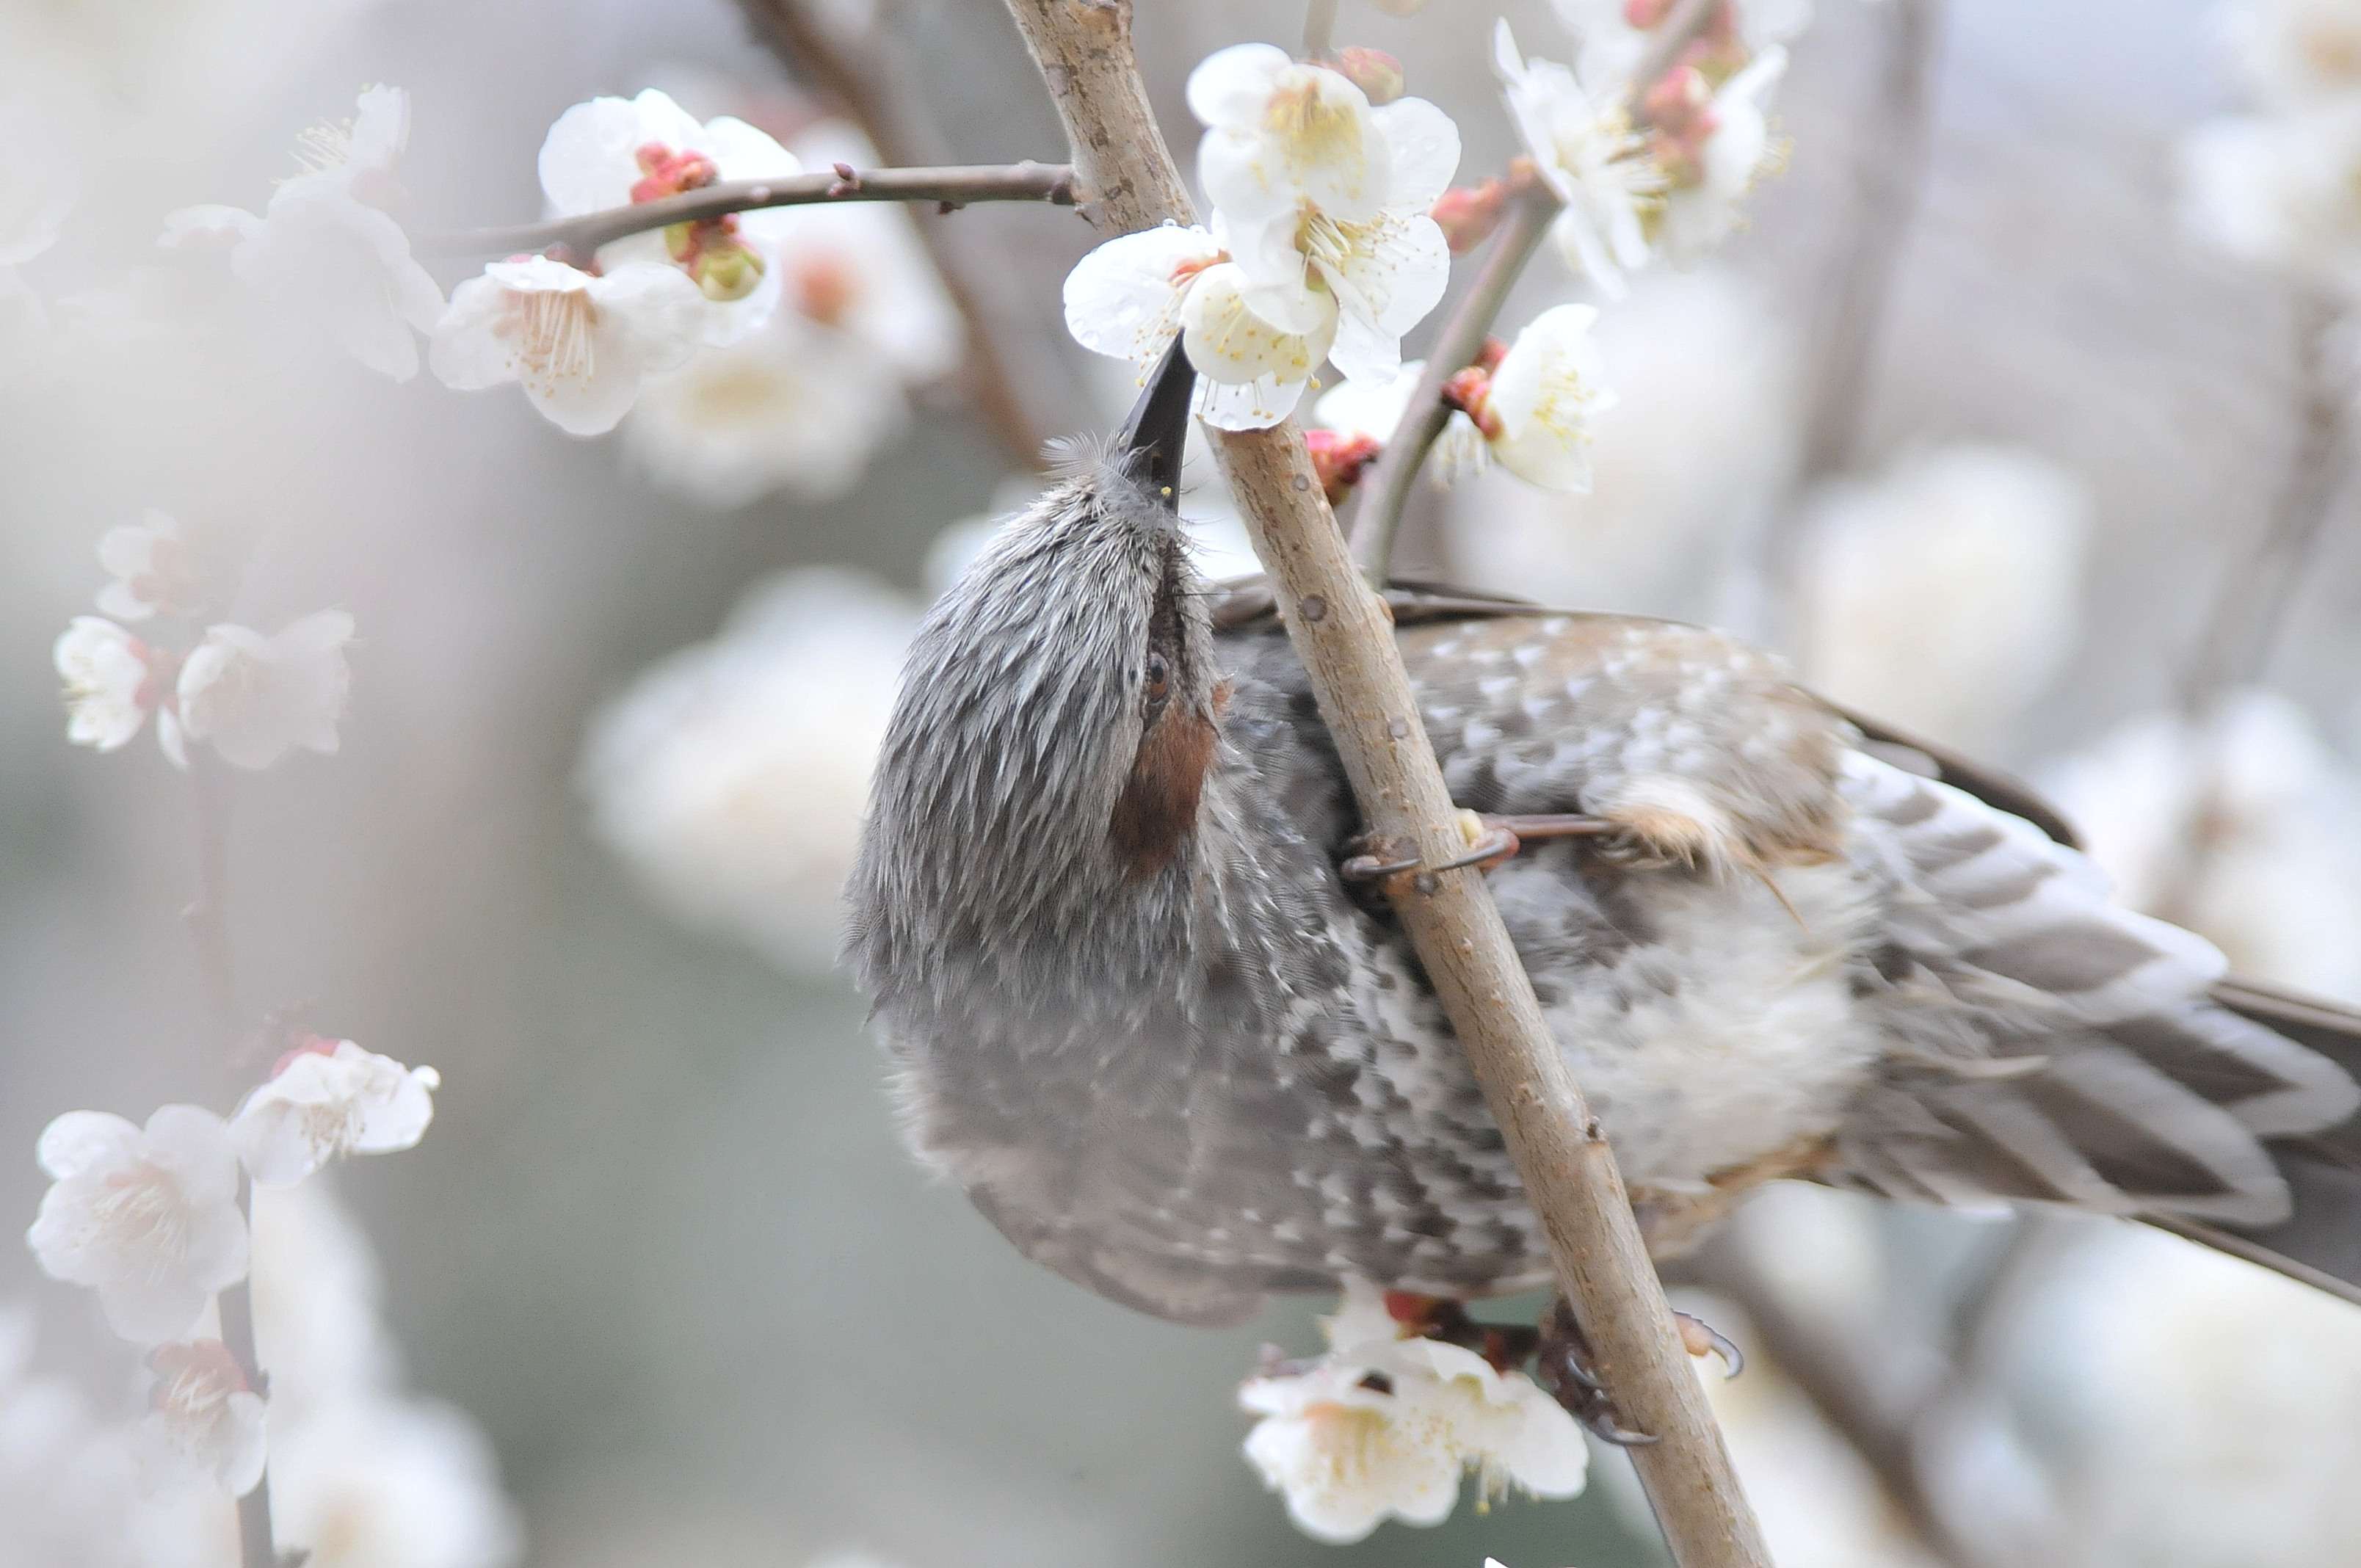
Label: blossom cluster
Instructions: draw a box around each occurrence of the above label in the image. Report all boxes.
[53,509,353,770]
[1058,6,1790,506]
[146,84,959,509]
[1236,1282,1590,1544]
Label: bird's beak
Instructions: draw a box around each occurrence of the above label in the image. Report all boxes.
[1117,335,1196,513]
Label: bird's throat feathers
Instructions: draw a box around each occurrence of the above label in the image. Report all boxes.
[1110,679,1231,877]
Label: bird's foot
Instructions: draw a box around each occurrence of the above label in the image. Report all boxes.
[1380,1291,1539,1372]
[1339,810,1614,884]
[1532,1299,1744,1446]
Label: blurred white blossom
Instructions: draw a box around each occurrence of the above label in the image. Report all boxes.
[430,256,708,436]
[1551,0,1814,85]
[623,310,907,507]
[1316,360,1490,487]
[139,1339,267,1497]
[161,86,443,381]
[2180,101,2361,293]
[1796,443,2091,750]
[537,87,801,342]
[2047,691,2361,998]
[95,509,203,623]
[1655,48,1790,258]
[776,120,965,383]
[249,1179,401,1423]
[1497,21,1666,300]
[54,616,184,763]
[270,1398,523,1568]
[0,1307,148,1565]
[177,609,355,770]
[581,567,915,968]
[1239,1282,1586,1544]
[231,1038,440,1187]
[26,1106,247,1343]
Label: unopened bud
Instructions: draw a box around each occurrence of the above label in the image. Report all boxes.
[1429,179,1508,254]
[1334,47,1404,106]
[1305,428,1383,506]
[694,237,766,302]
[1624,0,1678,25]
[1440,366,1501,439]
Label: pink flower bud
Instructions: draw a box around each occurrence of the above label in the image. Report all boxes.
[1625,0,1678,26]
[1334,47,1405,106]
[792,253,858,325]
[1429,179,1508,254]
[1441,366,1501,440]
[1305,428,1383,506]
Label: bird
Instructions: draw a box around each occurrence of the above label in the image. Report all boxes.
[845,341,2361,1351]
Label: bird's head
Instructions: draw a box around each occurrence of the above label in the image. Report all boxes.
[849,343,1232,998]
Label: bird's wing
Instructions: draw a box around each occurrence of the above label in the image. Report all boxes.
[1837,748,2361,1292]
[1205,573,2083,848]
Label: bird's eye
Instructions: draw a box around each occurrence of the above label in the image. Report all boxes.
[1145,650,1172,708]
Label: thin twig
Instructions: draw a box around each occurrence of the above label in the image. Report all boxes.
[1352,181,1556,580]
[997,4,1769,1564]
[189,765,279,1568]
[424,162,1076,260]
[2178,291,2351,715]
[1302,0,1340,59]
[735,0,1071,465]
[1348,0,1726,584]
[1760,0,1943,646]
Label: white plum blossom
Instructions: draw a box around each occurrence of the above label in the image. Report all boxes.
[1450,267,1798,619]
[161,86,443,380]
[231,1038,441,1187]
[54,615,184,763]
[1190,43,1397,225]
[1203,54,1459,388]
[1497,21,1667,300]
[26,1106,248,1343]
[1314,305,1617,493]
[270,1398,523,1568]
[1796,444,2091,752]
[0,102,78,266]
[1657,47,1791,259]
[95,509,202,623]
[139,1339,267,1497]
[430,256,708,436]
[2046,692,2361,999]
[537,87,802,344]
[776,120,965,382]
[581,568,915,970]
[1483,302,1620,490]
[624,310,908,507]
[1239,1282,1587,1543]
[177,609,355,770]
[1063,222,1332,429]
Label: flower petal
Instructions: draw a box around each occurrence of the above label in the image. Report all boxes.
[1372,97,1462,210]
[35,1111,141,1180]
[1062,224,1219,363]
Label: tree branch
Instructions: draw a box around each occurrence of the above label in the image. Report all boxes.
[424,162,1077,260]
[1351,178,1556,579]
[188,765,280,1568]
[1302,0,1340,59]
[997,4,1769,1564]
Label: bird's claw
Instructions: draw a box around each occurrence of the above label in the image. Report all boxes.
[1535,1298,1660,1445]
[1338,811,1610,885]
[1675,1310,1744,1379]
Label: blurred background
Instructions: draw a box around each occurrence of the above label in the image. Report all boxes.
[6,0,2361,1563]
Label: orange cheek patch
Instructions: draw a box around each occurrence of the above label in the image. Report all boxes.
[1109,705,1219,878]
